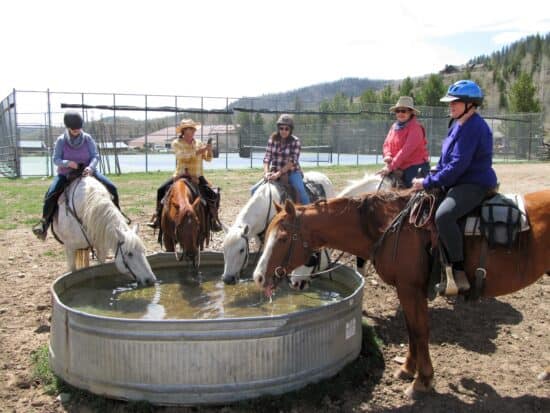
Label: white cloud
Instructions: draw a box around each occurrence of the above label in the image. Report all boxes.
[1,0,548,98]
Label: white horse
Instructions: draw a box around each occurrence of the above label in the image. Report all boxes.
[221,171,335,287]
[52,176,157,285]
[337,173,389,197]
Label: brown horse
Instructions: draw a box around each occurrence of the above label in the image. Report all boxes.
[161,178,208,266]
[253,190,550,397]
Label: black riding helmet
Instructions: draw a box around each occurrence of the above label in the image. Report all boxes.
[64,111,84,129]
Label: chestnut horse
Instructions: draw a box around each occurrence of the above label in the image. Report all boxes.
[253,190,550,397]
[160,178,207,266]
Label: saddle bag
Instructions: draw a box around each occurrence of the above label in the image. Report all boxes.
[479,194,522,249]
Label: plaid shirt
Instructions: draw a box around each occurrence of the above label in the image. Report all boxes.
[263,134,302,172]
[172,138,212,178]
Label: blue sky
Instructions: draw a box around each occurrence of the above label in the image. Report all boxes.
[1,0,549,99]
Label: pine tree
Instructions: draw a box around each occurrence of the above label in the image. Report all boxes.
[509,72,540,112]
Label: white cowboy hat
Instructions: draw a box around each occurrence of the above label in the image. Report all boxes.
[389,96,420,115]
[176,119,201,135]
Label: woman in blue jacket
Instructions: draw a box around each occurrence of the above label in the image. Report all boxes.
[412,80,497,294]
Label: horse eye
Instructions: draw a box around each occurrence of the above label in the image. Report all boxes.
[127,252,134,258]
[239,248,245,254]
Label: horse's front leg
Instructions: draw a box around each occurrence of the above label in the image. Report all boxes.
[65,247,77,272]
[395,285,434,397]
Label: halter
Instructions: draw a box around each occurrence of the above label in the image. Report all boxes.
[274,211,313,280]
[115,240,138,282]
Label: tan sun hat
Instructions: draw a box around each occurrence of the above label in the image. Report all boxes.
[389,96,420,115]
[176,118,201,135]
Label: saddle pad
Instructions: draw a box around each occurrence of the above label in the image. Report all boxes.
[464,194,530,236]
[304,180,327,202]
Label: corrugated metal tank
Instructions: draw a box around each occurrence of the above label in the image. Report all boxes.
[49,252,364,405]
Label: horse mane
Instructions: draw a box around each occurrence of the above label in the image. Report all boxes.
[358,190,413,240]
[338,173,382,197]
[79,178,144,253]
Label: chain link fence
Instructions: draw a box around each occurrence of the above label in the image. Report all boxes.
[0,89,545,177]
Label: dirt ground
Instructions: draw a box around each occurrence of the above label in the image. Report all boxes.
[0,163,549,412]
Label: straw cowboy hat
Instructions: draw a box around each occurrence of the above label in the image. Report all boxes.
[389,96,420,115]
[176,119,201,135]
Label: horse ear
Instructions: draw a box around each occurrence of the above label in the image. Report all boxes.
[242,224,249,236]
[274,201,283,213]
[284,199,296,216]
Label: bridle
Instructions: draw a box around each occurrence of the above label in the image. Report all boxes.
[115,240,138,282]
[234,181,274,277]
[274,211,313,280]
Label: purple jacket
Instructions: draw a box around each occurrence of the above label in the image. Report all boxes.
[53,131,99,176]
[423,113,497,190]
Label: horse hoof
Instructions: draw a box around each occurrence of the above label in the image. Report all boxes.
[394,367,415,381]
[404,378,433,399]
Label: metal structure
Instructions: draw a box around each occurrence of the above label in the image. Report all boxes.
[0,89,545,177]
[49,252,364,405]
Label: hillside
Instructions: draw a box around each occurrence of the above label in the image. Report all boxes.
[231,77,389,110]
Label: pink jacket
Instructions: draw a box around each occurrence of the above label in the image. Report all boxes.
[382,117,429,171]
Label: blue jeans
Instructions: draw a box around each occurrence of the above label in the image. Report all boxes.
[43,174,68,220]
[250,171,310,204]
[289,170,310,204]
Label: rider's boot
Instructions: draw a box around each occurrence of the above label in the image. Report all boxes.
[435,265,470,296]
[32,218,48,241]
[147,202,162,229]
[208,202,223,232]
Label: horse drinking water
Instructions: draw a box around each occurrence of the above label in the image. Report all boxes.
[159,177,208,268]
[253,190,550,397]
[52,176,156,285]
[222,171,335,287]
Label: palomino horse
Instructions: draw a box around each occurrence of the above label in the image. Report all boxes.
[253,191,550,396]
[160,178,206,266]
[221,171,334,288]
[52,176,156,285]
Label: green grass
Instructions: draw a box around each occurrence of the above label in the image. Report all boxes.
[0,165,380,231]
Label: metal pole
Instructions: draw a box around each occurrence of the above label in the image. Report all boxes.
[200,96,204,142]
[12,89,21,177]
[250,99,253,169]
[145,95,149,173]
[225,97,229,169]
[113,93,119,174]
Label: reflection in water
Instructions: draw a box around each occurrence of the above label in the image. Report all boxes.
[60,267,352,320]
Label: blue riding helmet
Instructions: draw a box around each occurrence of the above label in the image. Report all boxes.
[440,80,484,105]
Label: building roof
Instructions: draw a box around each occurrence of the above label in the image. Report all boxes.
[98,142,129,149]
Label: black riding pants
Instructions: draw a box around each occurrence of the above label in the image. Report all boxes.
[435,183,490,263]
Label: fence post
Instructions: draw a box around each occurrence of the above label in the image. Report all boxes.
[145,95,149,173]
[226,97,229,170]
[47,89,53,177]
[12,89,21,178]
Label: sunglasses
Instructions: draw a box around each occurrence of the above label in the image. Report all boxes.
[278,126,290,131]
[395,109,410,114]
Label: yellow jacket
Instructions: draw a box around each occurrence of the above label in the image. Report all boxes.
[172,138,212,178]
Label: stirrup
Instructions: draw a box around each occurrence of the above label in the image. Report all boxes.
[435,266,470,296]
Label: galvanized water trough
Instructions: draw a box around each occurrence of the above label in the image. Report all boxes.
[49,252,364,405]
